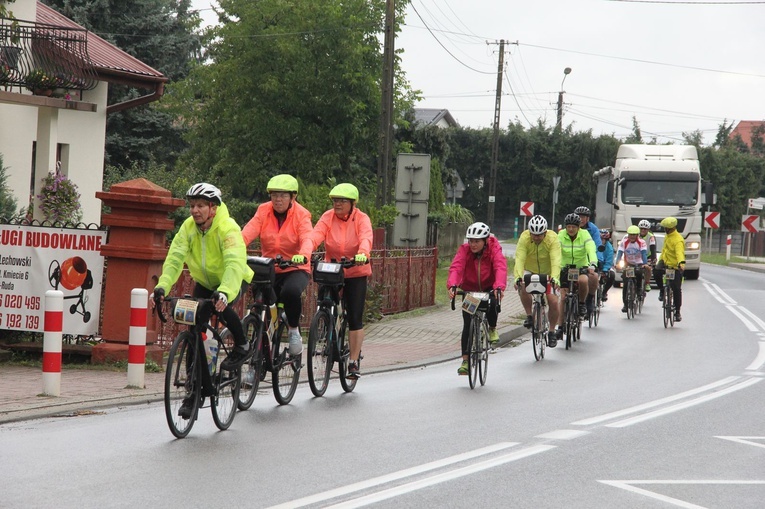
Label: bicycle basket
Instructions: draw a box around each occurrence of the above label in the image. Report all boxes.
[313,261,344,285]
[173,298,198,325]
[523,273,548,294]
[247,256,275,285]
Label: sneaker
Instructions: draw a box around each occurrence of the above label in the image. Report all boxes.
[489,328,500,346]
[457,360,468,375]
[523,315,533,329]
[578,303,587,317]
[288,329,303,356]
[178,396,195,420]
[555,327,564,341]
[645,284,651,292]
[547,333,557,348]
[658,293,664,301]
[621,305,627,313]
[602,293,608,302]
[674,312,682,322]
[220,345,250,371]
[347,361,361,379]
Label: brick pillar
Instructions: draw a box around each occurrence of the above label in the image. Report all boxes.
[91,178,184,364]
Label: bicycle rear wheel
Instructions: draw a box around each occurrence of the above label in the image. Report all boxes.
[667,288,674,328]
[532,300,545,361]
[565,296,574,350]
[308,309,333,397]
[164,331,200,439]
[479,321,489,386]
[272,323,301,404]
[211,359,239,430]
[626,279,636,319]
[338,318,357,393]
[237,314,264,410]
[467,317,479,389]
[663,286,671,328]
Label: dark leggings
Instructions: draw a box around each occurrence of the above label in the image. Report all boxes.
[343,276,368,331]
[193,281,248,347]
[460,295,498,356]
[653,262,683,311]
[601,270,614,294]
[274,270,310,328]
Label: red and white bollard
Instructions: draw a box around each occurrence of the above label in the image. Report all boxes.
[726,234,732,261]
[127,288,148,388]
[42,290,64,396]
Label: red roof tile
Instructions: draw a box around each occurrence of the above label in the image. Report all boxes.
[730,120,765,148]
[36,2,165,84]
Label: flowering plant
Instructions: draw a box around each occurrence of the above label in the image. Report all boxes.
[37,172,82,224]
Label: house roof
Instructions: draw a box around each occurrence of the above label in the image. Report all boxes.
[413,108,460,128]
[36,2,166,87]
[730,120,765,148]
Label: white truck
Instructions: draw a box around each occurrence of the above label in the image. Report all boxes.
[593,144,713,280]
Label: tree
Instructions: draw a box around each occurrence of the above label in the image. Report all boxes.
[169,0,413,205]
[0,153,18,219]
[624,116,643,144]
[42,0,202,170]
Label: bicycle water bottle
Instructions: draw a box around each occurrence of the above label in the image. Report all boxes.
[203,333,217,376]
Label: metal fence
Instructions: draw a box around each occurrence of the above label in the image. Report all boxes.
[155,247,438,350]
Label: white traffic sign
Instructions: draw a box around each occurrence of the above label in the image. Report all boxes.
[748,197,765,210]
[742,215,760,233]
[520,201,534,216]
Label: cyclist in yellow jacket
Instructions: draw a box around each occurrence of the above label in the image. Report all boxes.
[653,216,685,322]
[514,215,562,347]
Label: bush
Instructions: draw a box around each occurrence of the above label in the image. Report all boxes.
[37,172,82,224]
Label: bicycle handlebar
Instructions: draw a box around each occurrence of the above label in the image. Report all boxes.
[450,287,502,313]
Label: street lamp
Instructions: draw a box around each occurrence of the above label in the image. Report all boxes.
[556,67,572,130]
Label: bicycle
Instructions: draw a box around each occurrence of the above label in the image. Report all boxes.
[451,288,493,389]
[622,263,643,320]
[661,266,678,328]
[155,295,241,439]
[307,257,364,397]
[523,273,549,361]
[237,256,303,409]
[589,272,605,328]
[561,265,584,350]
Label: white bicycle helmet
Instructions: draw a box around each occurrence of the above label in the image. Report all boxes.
[186,182,222,205]
[637,219,651,229]
[466,222,490,239]
[528,215,547,235]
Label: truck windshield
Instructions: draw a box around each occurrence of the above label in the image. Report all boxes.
[621,180,697,206]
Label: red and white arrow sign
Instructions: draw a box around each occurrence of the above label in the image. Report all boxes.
[704,211,720,229]
[742,215,760,233]
[520,201,534,216]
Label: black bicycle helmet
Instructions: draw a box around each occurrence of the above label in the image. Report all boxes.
[564,213,581,226]
[574,206,591,216]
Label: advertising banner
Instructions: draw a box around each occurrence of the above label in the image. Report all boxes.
[0,224,107,335]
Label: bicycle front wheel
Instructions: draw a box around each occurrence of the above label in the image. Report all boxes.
[272,323,301,405]
[308,309,333,397]
[466,317,478,389]
[238,314,264,410]
[211,361,239,431]
[667,288,675,328]
[164,331,200,439]
[626,279,636,319]
[532,300,544,361]
[338,317,357,393]
[479,321,489,386]
[663,286,671,328]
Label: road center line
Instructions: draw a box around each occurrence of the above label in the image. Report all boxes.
[745,341,765,371]
[606,377,762,428]
[571,376,739,426]
[725,304,758,332]
[324,445,556,509]
[264,442,518,509]
[738,305,765,332]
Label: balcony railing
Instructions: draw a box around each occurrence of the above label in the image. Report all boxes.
[0,16,97,92]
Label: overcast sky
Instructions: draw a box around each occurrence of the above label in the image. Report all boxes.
[191,0,765,146]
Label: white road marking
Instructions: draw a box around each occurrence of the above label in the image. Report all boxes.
[745,341,765,371]
[535,429,590,440]
[725,304,758,332]
[264,442,519,509]
[716,436,765,450]
[600,480,765,509]
[738,306,765,332]
[324,445,556,509]
[607,378,763,428]
[704,282,736,305]
[571,377,739,426]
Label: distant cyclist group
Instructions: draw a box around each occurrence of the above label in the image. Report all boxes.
[447,206,686,372]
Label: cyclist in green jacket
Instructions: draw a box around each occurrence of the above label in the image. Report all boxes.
[557,213,598,328]
[152,183,254,417]
[653,216,685,322]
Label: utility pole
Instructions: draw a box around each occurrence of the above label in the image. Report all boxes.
[376,0,395,207]
[486,39,505,229]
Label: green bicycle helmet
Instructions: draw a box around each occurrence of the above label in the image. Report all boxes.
[627,225,640,235]
[329,183,359,201]
[267,174,299,193]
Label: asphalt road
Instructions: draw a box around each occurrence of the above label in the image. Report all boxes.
[1,263,764,508]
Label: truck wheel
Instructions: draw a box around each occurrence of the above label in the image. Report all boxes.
[684,269,699,280]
